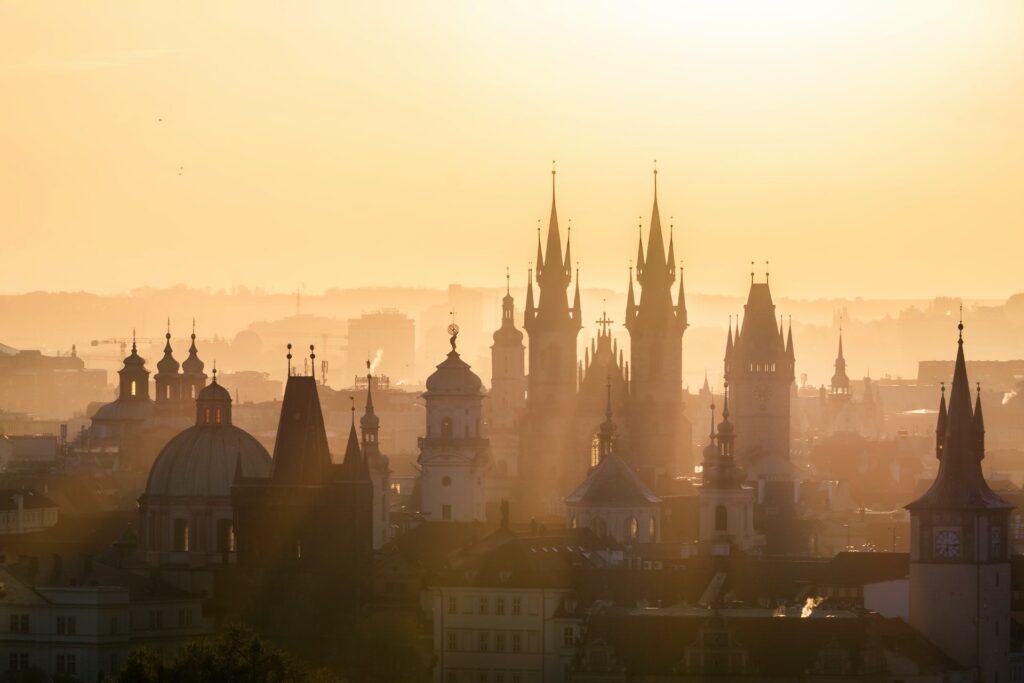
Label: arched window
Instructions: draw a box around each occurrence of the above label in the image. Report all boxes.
[441,418,453,439]
[627,517,639,542]
[715,504,728,532]
[649,516,657,540]
[130,380,137,397]
[165,386,171,400]
[204,408,211,424]
[215,408,222,424]
[442,476,452,487]
[190,385,196,399]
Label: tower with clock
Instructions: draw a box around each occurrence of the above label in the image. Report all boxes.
[724,270,795,468]
[906,322,1010,682]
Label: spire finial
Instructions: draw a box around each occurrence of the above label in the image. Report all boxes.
[212,361,217,384]
[750,261,755,284]
[131,328,137,354]
[551,159,556,197]
[286,343,293,376]
[448,311,460,352]
[166,317,171,338]
[958,304,964,342]
[653,159,658,198]
[309,345,316,379]
[765,260,770,283]
[709,398,716,440]
[505,266,510,295]
[350,395,355,424]
[191,317,196,339]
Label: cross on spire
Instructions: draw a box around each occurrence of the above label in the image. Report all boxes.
[596,306,614,336]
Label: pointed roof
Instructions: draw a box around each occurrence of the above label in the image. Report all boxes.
[156,321,180,376]
[122,332,146,368]
[625,269,636,322]
[907,323,1010,511]
[341,417,370,482]
[270,375,333,485]
[182,323,205,376]
[645,174,667,271]
[360,369,380,432]
[565,453,661,507]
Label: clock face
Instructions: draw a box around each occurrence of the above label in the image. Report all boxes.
[934,529,962,559]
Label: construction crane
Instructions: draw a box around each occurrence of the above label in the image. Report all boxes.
[90,337,163,357]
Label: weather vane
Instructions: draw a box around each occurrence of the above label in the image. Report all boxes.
[448,311,460,351]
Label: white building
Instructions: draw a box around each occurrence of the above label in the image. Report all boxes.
[0,489,58,536]
[0,558,211,681]
[418,331,489,523]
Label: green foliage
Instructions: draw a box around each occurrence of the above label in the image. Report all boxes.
[0,669,47,683]
[117,623,344,683]
[338,610,433,683]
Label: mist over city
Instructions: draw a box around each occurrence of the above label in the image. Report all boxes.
[2,2,1024,682]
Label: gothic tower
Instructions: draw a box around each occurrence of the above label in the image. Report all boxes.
[520,168,582,515]
[907,322,1011,681]
[489,273,526,492]
[576,309,629,472]
[625,169,688,488]
[724,274,794,467]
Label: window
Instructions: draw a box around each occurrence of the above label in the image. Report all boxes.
[627,517,639,542]
[9,615,28,634]
[56,654,77,675]
[511,598,522,616]
[442,505,452,521]
[165,386,171,399]
[715,504,728,532]
[148,610,163,630]
[447,631,458,651]
[511,633,522,653]
[479,597,489,615]
[495,632,506,652]
[56,616,76,635]
[217,519,235,553]
[441,418,454,439]
[479,632,490,652]
[8,653,28,672]
[215,408,222,424]
[177,608,193,628]
[130,380,137,396]
[447,596,458,615]
[563,626,575,647]
[495,597,505,615]
[204,408,211,423]
[173,518,190,552]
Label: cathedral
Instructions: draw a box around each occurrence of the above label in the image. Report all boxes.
[514,169,691,519]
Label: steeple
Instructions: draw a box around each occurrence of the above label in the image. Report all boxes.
[342,402,370,482]
[156,319,180,376]
[973,382,985,455]
[596,377,617,463]
[182,319,205,376]
[830,324,850,395]
[907,322,1010,511]
[526,166,575,331]
[935,383,947,460]
[360,361,380,448]
[625,268,636,323]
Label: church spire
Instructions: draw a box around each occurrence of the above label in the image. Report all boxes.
[935,382,947,460]
[343,399,370,482]
[625,267,636,324]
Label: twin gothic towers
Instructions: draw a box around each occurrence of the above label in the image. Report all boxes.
[505,169,691,515]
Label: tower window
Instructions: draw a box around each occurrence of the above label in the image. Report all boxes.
[191,386,196,399]
[715,505,728,532]
[130,380,137,396]
[441,418,453,439]
[627,517,639,542]
[165,386,171,400]
[215,408,222,424]
[204,408,211,424]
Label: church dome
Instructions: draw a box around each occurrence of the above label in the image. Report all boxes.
[123,345,146,368]
[181,333,205,375]
[425,350,483,396]
[197,380,230,403]
[145,425,271,497]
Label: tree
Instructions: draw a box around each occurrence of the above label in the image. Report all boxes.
[339,610,433,683]
[117,623,343,683]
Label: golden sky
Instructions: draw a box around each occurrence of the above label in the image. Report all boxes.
[2,1,1022,299]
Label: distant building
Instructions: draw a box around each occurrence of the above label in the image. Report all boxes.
[346,309,416,384]
[0,435,60,473]
[0,489,58,535]
[487,278,526,505]
[0,345,106,419]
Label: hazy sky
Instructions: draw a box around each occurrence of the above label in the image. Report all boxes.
[2,2,1022,299]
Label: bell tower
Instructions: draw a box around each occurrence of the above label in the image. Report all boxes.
[907,321,1011,682]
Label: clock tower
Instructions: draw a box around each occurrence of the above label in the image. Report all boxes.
[906,322,1011,682]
